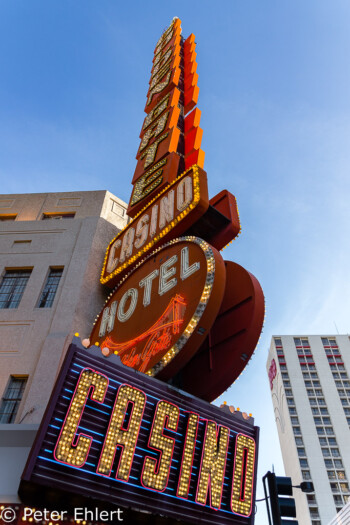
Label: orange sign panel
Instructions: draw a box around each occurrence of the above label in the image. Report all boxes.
[92,237,226,378]
[102,166,209,287]
[127,18,204,219]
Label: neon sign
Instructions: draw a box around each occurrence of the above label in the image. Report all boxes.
[102,294,187,373]
[20,341,259,525]
[91,237,226,379]
[127,18,204,219]
[102,166,209,287]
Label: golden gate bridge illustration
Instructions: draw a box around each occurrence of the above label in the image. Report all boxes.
[101,294,187,373]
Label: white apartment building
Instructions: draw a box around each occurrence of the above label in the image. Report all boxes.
[0,190,127,502]
[267,335,350,525]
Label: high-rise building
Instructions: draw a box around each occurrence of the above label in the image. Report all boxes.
[0,190,127,502]
[267,335,350,525]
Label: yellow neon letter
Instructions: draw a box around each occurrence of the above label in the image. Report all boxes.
[231,433,256,516]
[196,421,229,509]
[142,400,179,491]
[54,368,108,467]
[97,384,146,481]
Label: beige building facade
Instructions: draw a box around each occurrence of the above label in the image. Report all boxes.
[0,190,127,501]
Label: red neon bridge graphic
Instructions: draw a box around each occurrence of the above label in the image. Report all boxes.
[102,294,187,373]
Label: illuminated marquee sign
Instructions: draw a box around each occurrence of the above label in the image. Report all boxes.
[20,341,259,525]
[127,17,204,219]
[102,166,209,286]
[93,236,225,379]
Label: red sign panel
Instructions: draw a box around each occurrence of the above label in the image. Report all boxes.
[102,166,209,287]
[93,236,226,379]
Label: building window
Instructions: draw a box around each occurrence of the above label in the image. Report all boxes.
[42,212,75,220]
[297,447,306,457]
[302,470,311,480]
[0,376,28,423]
[300,458,309,468]
[0,269,32,309]
[37,268,63,308]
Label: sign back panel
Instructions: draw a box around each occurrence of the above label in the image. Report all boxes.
[20,340,259,525]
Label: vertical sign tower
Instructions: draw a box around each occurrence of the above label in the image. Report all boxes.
[21,18,265,525]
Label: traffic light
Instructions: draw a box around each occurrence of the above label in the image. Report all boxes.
[263,471,298,525]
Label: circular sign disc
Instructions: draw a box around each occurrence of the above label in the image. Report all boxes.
[172,260,265,401]
[90,236,226,379]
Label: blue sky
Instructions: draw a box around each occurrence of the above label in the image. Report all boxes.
[1,1,350,522]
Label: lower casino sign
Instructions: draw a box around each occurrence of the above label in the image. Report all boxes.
[90,236,226,379]
[20,341,259,525]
